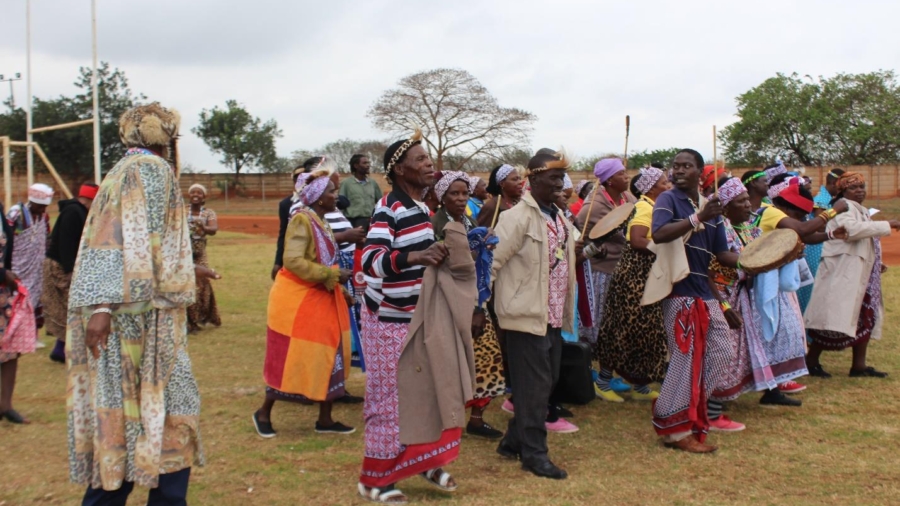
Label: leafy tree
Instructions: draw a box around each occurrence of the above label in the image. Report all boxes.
[192,100,282,183]
[626,148,683,169]
[318,138,389,173]
[0,62,146,180]
[721,71,900,166]
[368,68,537,171]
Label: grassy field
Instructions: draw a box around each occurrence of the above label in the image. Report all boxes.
[3,229,900,505]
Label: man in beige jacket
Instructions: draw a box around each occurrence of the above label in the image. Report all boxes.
[491,150,580,480]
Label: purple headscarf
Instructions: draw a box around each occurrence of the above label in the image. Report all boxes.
[718,177,747,207]
[296,173,332,206]
[593,158,626,183]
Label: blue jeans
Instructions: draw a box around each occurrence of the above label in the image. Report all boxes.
[82,468,191,506]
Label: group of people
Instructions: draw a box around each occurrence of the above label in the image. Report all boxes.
[0,99,894,505]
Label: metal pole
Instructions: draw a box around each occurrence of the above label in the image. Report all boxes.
[91,0,101,183]
[25,0,33,187]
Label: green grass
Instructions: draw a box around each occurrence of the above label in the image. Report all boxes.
[3,231,900,505]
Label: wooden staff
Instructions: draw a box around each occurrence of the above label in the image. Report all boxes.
[712,125,718,196]
[580,114,630,237]
[489,195,503,228]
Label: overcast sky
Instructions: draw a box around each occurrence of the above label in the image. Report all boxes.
[2,0,898,172]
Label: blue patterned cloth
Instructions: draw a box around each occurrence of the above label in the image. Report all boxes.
[339,250,365,371]
[467,227,499,307]
[798,186,834,312]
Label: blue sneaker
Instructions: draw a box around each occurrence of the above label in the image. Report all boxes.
[610,377,632,393]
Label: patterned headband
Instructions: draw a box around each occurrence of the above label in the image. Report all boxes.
[718,177,747,207]
[385,129,423,174]
[635,167,664,195]
[496,164,517,184]
[767,175,801,200]
[836,172,864,192]
[764,161,787,184]
[434,171,473,202]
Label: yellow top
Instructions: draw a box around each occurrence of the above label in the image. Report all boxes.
[283,211,341,290]
[626,196,654,241]
[759,206,788,234]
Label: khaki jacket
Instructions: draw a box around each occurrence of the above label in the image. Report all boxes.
[398,222,477,445]
[805,201,891,340]
[491,193,576,336]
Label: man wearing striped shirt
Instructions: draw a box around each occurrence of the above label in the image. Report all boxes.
[358,132,459,503]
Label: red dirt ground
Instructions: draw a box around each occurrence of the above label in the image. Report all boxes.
[220,214,900,266]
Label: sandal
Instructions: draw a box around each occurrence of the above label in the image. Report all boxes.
[358,483,408,504]
[1,409,31,424]
[421,468,458,492]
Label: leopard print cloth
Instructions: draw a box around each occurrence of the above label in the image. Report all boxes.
[472,316,506,400]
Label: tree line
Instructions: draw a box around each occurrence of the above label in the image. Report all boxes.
[2,65,899,185]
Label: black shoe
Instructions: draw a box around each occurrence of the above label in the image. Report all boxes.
[807,363,832,378]
[849,366,888,378]
[760,389,802,407]
[522,460,568,480]
[496,439,520,460]
[315,421,356,434]
[336,392,364,404]
[252,410,276,438]
[49,352,65,364]
[467,421,503,439]
[553,404,574,418]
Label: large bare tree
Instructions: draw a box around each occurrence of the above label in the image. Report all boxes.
[368,68,537,171]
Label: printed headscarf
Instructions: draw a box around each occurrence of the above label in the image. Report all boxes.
[574,180,591,195]
[764,160,788,184]
[27,183,54,205]
[496,164,517,184]
[434,171,473,202]
[634,167,665,195]
[296,173,332,206]
[718,177,747,207]
[836,171,864,192]
[563,173,573,191]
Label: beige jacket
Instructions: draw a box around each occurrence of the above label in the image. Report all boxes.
[491,193,577,336]
[398,222,477,445]
[805,201,891,340]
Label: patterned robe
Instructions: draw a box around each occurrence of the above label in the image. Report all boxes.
[66,149,201,490]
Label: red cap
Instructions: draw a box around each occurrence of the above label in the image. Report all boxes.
[702,165,725,190]
[79,183,99,200]
[779,183,814,213]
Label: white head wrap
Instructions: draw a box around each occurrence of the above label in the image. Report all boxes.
[28,183,54,205]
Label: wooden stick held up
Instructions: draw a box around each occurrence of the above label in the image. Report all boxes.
[624,115,631,168]
[489,195,503,229]
[712,125,718,196]
[580,114,630,237]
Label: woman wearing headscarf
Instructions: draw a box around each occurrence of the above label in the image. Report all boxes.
[431,171,504,440]
[476,164,523,228]
[186,183,221,333]
[358,131,458,504]
[465,175,489,221]
[574,157,636,402]
[6,183,53,332]
[253,158,356,438]
[595,167,670,402]
[751,174,847,400]
[805,172,900,379]
[68,103,201,503]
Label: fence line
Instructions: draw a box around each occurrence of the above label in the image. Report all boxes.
[3,165,899,205]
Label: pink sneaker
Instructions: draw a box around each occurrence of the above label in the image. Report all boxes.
[501,399,514,414]
[545,418,579,434]
[779,381,807,394]
[709,415,745,432]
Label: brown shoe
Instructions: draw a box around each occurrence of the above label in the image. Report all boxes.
[663,436,718,454]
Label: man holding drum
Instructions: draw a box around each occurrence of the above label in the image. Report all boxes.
[649,149,737,454]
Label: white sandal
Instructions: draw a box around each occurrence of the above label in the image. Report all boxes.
[421,468,458,492]
[357,482,408,504]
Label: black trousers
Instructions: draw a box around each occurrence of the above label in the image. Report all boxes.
[503,326,562,466]
[82,468,191,506]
